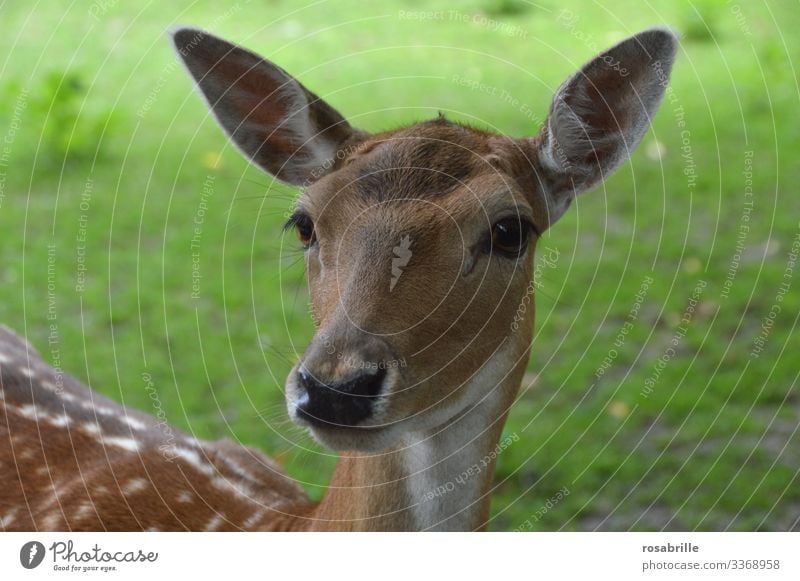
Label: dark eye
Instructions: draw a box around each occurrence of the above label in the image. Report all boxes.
[489,217,533,257]
[294,215,316,248]
[284,212,317,249]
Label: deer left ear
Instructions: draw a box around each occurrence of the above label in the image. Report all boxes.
[531,27,678,225]
[171,27,363,186]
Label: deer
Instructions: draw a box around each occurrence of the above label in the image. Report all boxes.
[0,26,677,531]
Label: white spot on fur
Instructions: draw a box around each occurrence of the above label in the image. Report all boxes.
[220,456,258,481]
[121,415,148,431]
[104,437,140,453]
[124,478,149,495]
[74,501,95,520]
[213,477,254,499]
[80,400,115,416]
[41,513,62,530]
[49,414,72,428]
[176,491,194,504]
[216,449,283,483]
[0,509,17,528]
[8,403,72,431]
[205,514,225,531]
[81,422,101,436]
[174,447,215,476]
[20,367,35,378]
[242,510,266,530]
[17,404,40,420]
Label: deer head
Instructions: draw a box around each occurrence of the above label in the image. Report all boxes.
[173,27,677,453]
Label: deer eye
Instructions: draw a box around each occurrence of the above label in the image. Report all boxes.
[284,212,317,249]
[488,217,534,257]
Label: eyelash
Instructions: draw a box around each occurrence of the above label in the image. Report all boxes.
[284,212,317,250]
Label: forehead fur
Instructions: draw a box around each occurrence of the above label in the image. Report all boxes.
[352,116,496,202]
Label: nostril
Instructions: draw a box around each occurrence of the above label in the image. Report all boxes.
[295,366,387,427]
[343,367,386,398]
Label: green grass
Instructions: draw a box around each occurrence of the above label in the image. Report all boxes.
[1,0,798,530]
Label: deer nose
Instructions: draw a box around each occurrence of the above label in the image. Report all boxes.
[294,366,387,427]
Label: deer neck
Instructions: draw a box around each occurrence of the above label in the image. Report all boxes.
[308,344,526,531]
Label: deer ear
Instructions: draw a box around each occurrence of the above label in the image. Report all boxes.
[533,27,678,225]
[171,27,362,185]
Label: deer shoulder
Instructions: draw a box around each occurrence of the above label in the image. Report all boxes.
[0,325,309,531]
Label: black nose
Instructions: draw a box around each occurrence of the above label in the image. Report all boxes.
[295,367,386,427]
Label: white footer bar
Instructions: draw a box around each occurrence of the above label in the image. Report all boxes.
[1,532,797,580]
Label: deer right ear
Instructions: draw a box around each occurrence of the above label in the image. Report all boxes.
[532,28,678,226]
[171,27,362,186]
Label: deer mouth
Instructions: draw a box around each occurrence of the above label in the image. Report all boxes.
[299,421,399,452]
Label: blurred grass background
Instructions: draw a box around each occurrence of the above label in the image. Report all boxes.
[0,0,798,530]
